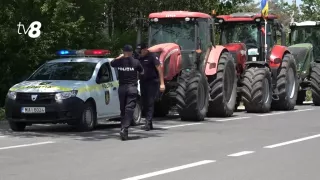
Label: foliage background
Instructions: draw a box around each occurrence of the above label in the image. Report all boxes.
[0,0,317,119]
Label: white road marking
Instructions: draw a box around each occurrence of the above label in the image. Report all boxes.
[34,124,52,127]
[214,117,251,122]
[293,108,314,112]
[257,108,314,117]
[121,160,215,180]
[0,136,6,138]
[162,123,203,129]
[0,141,55,150]
[257,112,287,116]
[227,151,255,157]
[264,134,320,149]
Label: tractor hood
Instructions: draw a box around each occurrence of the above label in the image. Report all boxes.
[288,43,313,72]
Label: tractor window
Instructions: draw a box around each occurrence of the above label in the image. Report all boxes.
[197,19,210,50]
[291,26,320,59]
[149,19,196,50]
[221,23,259,48]
[291,27,320,45]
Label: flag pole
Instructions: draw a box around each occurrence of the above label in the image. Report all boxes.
[261,0,268,62]
[264,17,267,62]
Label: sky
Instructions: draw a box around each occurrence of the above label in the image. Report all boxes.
[287,0,302,5]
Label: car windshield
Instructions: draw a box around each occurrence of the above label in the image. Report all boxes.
[149,18,196,50]
[222,23,259,47]
[28,62,97,81]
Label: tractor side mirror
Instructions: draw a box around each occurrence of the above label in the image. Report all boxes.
[289,32,291,44]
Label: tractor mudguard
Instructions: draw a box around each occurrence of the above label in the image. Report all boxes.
[205,45,227,76]
[223,43,247,75]
[269,45,290,68]
[148,43,182,81]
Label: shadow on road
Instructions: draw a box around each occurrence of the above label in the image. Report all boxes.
[0,121,168,142]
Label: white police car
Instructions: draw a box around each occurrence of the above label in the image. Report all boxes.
[5,49,142,132]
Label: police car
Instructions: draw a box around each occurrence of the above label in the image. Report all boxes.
[5,49,142,132]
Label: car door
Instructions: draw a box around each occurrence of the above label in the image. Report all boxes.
[95,62,120,117]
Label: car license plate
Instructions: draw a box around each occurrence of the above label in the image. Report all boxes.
[21,107,46,114]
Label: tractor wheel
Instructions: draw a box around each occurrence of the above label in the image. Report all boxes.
[176,69,191,112]
[272,54,298,110]
[178,70,209,121]
[242,67,272,113]
[296,90,306,105]
[311,63,320,105]
[207,52,237,117]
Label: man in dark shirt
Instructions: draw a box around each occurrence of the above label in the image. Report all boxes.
[110,45,144,141]
[136,43,165,131]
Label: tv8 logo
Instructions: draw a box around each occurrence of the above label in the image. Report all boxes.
[17,21,42,38]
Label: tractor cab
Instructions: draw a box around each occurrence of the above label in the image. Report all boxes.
[288,21,320,106]
[289,21,320,64]
[147,11,216,79]
[216,12,285,67]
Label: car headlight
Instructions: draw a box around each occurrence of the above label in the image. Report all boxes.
[7,91,17,100]
[55,90,78,101]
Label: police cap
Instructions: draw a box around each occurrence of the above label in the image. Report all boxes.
[123,44,133,52]
[137,43,148,50]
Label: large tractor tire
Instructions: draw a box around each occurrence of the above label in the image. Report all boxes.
[242,67,272,113]
[176,69,191,111]
[311,63,320,105]
[272,54,298,110]
[207,52,237,117]
[296,90,306,105]
[178,70,209,121]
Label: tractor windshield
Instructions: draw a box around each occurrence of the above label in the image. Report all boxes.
[291,26,320,45]
[149,18,196,50]
[291,26,320,59]
[221,23,259,48]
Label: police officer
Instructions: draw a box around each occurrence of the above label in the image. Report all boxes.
[136,43,165,131]
[110,45,144,141]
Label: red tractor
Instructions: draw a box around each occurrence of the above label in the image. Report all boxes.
[137,11,239,121]
[216,12,298,112]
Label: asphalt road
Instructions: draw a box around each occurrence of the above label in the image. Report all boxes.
[0,103,320,180]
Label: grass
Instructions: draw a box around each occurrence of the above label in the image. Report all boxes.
[306,90,312,102]
[0,108,4,121]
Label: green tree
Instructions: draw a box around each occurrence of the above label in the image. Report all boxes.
[300,0,320,20]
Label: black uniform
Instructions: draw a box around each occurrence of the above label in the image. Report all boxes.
[110,56,143,131]
[139,51,161,129]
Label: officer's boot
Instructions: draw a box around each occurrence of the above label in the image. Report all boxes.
[120,128,128,141]
[141,120,153,131]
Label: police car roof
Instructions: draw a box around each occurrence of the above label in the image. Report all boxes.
[48,57,114,63]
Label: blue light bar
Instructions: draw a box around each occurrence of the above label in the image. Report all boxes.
[56,50,77,56]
